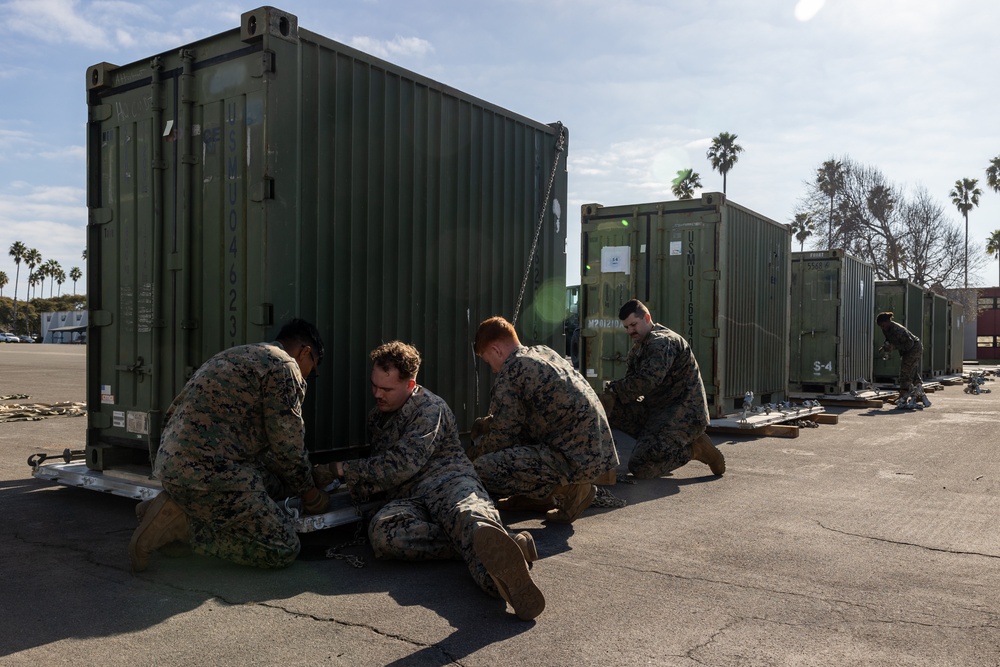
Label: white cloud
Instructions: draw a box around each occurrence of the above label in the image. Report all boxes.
[348,35,435,60]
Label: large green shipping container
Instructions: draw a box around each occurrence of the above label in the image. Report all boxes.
[84,6,568,470]
[579,193,790,418]
[873,279,924,383]
[789,249,875,394]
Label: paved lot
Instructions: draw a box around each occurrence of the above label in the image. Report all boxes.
[2,344,999,666]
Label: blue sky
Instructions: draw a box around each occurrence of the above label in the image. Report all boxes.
[2,0,1000,297]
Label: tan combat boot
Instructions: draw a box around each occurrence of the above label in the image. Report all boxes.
[691,433,726,476]
[496,494,556,513]
[545,483,596,524]
[128,491,191,572]
[513,530,538,564]
[474,525,545,621]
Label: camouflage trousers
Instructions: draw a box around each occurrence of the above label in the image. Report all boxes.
[898,344,923,393]
[368,474,506,596]
[610,400,704,479]
[161,468,300,569]
[474,445,588,500]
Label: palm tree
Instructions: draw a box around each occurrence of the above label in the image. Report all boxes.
[43,259,61,298]
[950,177,982,288]
[29,271,43,301]
[706,131,744,195]
[0,270,7,298]
[789,212,816,252]
[70,267,82,294]
[986,156,1000,194]
[56,269,67,296]
[24,248,41,300]
[8,241,26,334]
[671,168,702,200]
[816,159,845,249]
[987,230,1000,287]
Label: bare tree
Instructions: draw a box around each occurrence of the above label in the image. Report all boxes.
[800,157,984,288]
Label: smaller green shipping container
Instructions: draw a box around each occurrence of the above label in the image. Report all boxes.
[790,250,874,394]
[579,193,790,418]
[873,279,925,383]
[947,301,966,373]
[922,291,948,377]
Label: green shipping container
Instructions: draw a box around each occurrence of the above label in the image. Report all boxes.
[579,193,790,419]
[85,6,568,470]
[922,291,948,377]
[947,300,966,374]
[873,279,924,383]
[789,249,875,394]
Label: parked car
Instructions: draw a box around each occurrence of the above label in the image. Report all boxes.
[18,335,36,344]
[1,332,20,343]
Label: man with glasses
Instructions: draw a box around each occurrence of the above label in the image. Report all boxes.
[129,318,331,572]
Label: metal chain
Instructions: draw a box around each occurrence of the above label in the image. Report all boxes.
[512,123,566,327]
[324,499,368,568]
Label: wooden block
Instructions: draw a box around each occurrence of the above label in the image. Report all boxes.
[812,413,839,425]
[707,424,800,439]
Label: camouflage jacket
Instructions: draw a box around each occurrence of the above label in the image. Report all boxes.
[882,321,920,354]
[342,386,478,502]
[608,324,709,425]
[154,341,314,496]
[471,345,617,477]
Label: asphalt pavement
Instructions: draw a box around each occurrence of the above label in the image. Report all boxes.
[2,344,999,666]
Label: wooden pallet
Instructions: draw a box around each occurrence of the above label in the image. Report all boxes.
[790,390,897,409]
[707,404,837,439]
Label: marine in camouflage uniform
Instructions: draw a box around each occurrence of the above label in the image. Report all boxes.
[469,343,618,501]
[335,341,544,619]
[877,312,924,394]
[145,320,326,570]
[603,299,724,479]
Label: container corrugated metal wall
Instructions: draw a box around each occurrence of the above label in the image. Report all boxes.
[873,279,925,382]
[789,249,874,394]
[922,292,948,376]
[84,6,568,468]
[579,193,790,418]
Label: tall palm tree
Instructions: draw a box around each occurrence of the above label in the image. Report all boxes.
[43,259,61,298]
[29,271,43,301]
[986,156,1000,194]
[987,230,1000,287]
[950,177,982,288]
[816,159,845,249]
[671,168,702,200]
[81,248,87,261]
[70,266,82,294]
[0,271,7,298]
[706,131,744,195]
[24,248,41,300]
[789,212,816,252]
[8,241,26,334]
[56,269,67,296]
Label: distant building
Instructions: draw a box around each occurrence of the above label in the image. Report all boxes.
[41,311,88,344]
[975,287,1000,361]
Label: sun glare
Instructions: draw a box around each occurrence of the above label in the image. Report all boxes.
[794,0,825,22]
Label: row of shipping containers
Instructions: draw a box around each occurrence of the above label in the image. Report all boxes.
[578,194,966,417]
[83,6,568,471]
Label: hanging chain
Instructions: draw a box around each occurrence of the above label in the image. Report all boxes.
[512,123,566,327]
[324,499,368,568]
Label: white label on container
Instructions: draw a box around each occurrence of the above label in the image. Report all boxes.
[601,246,630,274]
[113,411,125,428]
[127,411,149,435]
[670,241,682,256]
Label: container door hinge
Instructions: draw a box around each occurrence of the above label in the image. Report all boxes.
[702,270,721,281]
[89,104,113,122]
[89,208,113,226]
[252,177,275,202]
[251,303,274,326]
[91,310,114,327]
[181,319,199,330]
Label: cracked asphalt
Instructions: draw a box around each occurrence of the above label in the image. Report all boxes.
[2,345,999,666]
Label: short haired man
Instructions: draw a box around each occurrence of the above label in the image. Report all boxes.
[876,311,930,408]
[602,299,725,479]
[323,341,544,621]
[470,316,619,523]
[129,318,331,572]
